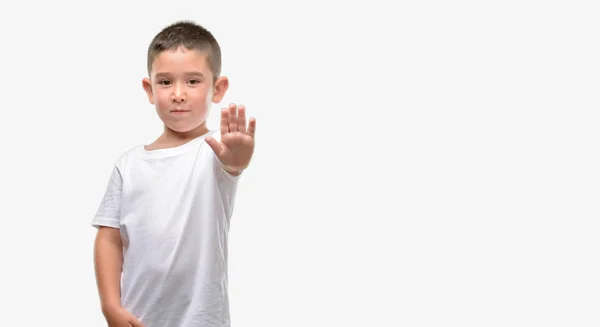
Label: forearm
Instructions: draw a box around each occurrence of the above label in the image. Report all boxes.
[222,164,242,176]
[215,156,243,176]
[94,227,124,312]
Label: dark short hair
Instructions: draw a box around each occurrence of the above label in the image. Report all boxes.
[147,20,222,80]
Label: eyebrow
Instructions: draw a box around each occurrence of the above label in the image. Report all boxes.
[154,72,205,79]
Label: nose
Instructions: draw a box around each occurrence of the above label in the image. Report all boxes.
[171,82,186,102]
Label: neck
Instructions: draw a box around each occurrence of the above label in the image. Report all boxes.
[157,123,210,147]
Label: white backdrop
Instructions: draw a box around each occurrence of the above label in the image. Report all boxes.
[0,0,598,326]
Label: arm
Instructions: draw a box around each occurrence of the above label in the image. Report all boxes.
[94,226,123,313]
[222,165,243,176]
[92,165,144,326]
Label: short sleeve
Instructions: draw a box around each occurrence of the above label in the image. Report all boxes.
[91,165,123,229]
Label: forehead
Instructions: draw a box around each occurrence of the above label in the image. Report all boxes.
[151,47,211,76]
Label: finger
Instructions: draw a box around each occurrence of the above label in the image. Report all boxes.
[205,136,222,156]
[247,117,256,138]
[128,317,144,327]
[228,103,238,132]
[237,105,247,134]
[220,108,229,136]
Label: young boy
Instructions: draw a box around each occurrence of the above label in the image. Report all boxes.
[91,20,256,327]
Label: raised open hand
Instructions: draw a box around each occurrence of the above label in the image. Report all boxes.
[206,103,256,174]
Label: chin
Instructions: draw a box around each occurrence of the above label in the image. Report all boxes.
[166,121,206,134]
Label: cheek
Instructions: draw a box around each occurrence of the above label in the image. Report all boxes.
[204,93,213,106]
[191,89,212,106]
[153,91,170,107]
[203,88,214,104]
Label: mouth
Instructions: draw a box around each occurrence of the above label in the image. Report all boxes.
[171,109,190,113]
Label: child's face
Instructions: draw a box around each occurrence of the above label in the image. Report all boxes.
[142,47,228,134]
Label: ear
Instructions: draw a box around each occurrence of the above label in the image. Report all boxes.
[142,77,155,104]
[211,76,229,103]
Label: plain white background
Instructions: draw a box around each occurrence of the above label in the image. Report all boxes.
[0,0,598,326]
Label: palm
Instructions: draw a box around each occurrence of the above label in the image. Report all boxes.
[206,103,256,172]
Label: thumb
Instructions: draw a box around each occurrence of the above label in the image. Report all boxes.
[205,136,222,156]
[127,313,144,327]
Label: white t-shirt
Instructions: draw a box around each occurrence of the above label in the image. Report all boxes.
[91,130,241,327]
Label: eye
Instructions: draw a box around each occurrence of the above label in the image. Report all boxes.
[188,79,201,85]
[158,80,171,86]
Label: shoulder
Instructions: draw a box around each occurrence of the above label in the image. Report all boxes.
[111,144,144,172]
